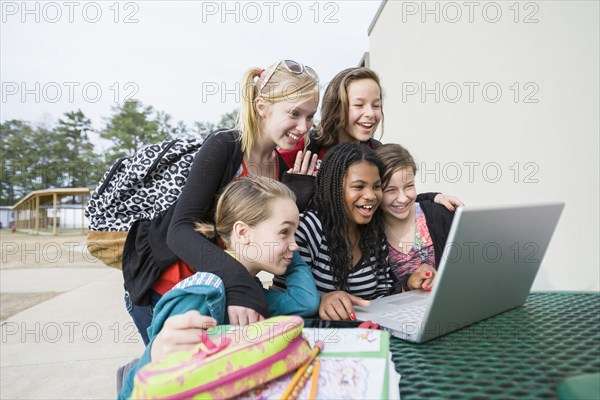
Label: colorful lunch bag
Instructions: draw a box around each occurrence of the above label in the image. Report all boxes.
[131,315,312,399]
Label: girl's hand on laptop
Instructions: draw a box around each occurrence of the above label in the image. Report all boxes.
[408,264,436,292]
[151,310,217,362]
[319,291,370,321]
[433,194,464,212]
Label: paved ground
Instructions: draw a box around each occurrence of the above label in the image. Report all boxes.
[1,232,144,399]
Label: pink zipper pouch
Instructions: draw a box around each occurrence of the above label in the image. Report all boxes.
[131,315,311,399]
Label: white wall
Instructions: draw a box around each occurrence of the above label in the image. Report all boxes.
[369,1,599,291]
[47,207,88,229]
[0,209,14,228]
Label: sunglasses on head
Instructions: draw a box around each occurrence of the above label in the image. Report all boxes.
[258,60,319,95]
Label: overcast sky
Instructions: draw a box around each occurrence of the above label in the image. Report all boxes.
[1,1,382,149]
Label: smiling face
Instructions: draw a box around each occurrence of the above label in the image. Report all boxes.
[258,97,317,150]
[380,166,417,222]
[341,78,382,143]
[342,161,383,226]
[244,197,300,276]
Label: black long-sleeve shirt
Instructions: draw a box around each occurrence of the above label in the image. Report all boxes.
[124,129,314,313]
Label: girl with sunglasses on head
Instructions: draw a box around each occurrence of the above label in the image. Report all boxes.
[122,60,321,344]
[118,176,319,400]
[279,67,464,211]
[275,142,393,320]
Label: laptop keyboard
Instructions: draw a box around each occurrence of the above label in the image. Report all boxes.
[382,304,427,322]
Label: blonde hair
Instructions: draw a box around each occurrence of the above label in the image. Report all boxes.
[195,176,297,249]
[236,61,320,157]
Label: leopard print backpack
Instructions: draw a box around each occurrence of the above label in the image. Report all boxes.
[85,138,204,269]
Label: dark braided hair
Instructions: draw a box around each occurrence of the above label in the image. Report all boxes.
[313,142,389,293]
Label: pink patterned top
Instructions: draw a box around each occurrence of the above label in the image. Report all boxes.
[388,203,436,282]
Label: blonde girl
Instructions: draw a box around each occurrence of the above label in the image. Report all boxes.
[123,60,321,344]
[119,176,319,400]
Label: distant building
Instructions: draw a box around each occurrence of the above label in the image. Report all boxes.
[11,188,91,235]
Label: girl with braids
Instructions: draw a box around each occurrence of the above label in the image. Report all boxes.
[279,66,464,211]
[280,142,393,320]
[122,60,320,344]
[119,176,319,400]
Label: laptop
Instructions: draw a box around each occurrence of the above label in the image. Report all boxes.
[354,202,564,343]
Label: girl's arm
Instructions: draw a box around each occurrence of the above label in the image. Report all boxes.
[281,172,315,213]
[319,291,370,321]
[264,252,320,317]
[397,264,436,293]
[167,131,269,318]
[119,273,225,400]
[416,192,464,211]
[278,149,317,212]
[118,312,218,400]
[407,264,436,291]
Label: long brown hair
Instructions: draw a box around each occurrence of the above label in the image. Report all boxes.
[316,67,384,147]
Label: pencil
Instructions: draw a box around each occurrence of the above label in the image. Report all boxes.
[289,363,314,400]
[309,357,320,400]
[280,340,324,400]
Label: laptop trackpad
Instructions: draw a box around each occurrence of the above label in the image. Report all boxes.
[388,295,426,306]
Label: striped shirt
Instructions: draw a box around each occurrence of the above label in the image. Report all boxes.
[294,210,393,300]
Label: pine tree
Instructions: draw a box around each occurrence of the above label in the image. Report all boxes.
[100,101,169,164]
